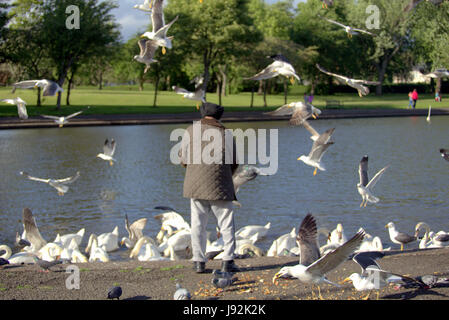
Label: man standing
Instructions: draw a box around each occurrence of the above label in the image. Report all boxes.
[180,102,240,273]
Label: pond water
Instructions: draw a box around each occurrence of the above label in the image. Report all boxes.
[0,115,448,260]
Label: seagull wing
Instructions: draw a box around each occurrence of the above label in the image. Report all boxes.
[263,104,294,116]
[440,149,449,161]
[22,208,47,250]
[297,214,321,267]
[306,230,365,277]
[151,0,165,32]
[142,39,158,61]
[129,218,148,240]
[365,165,389,190]
[20,171,49,183]
[17,102,28,120]
[40,114,61,120]
[54,171,80,184]
[172,86,190,95]
[12,80,39,90]
[245,62,278,81]
[300,119,320,139]
[308,141,334,162]
[351,79,381,85]
[1,99,15,104]
[358,156,369,187]
[316,64,348,82]
[48,180,69,194]
[138,39,148,56]
[154,15,178,38]
[323,17,347,29]
[42,81,60,96]
[103,139,116,156]
[315,127,335,145]
[352,28,376,36]
[65,111,83,120]
[352,251,384,274]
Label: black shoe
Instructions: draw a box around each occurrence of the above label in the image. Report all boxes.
[221,260,240,273]
[193,261,206,273]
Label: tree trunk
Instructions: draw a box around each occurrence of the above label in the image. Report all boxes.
[36,87,41,107]
[283,78,288,104]
[66,72,75,106]
[153,74,160,108]
[250,86,254,108]
[98,72,103,90]
[257,80,263,95]
[375,57,389,96]
[219,64,228,97]
[263,80,267,107]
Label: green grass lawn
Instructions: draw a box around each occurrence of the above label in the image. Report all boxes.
[0,85,447,117]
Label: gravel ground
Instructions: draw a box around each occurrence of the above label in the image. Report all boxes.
[1,247,448,301]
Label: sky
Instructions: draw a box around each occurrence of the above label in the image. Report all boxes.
[113,0,304,41]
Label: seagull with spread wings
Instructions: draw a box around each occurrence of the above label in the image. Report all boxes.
[245,54,300,85]
[12,79,63,96]
[140,0,179,55]
[297,123,335,176]
[20,171,80,196]
[357,155,389,208]
[264,101,321,126]
[120,214,148,249]
[316,64,380,97]
[40,110,84,127]
[134,38,158,73]
[1,97,28,119]
[273,229,365,299]
[22,208,47,252]
[321,16,377,38]
[96,138,117,166]
[172,76,206,110]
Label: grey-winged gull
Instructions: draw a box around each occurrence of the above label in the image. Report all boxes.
[320,15,377,38]
[22,208,47,252]
[96,138,117,166]
[1,97,28,119]
[264,101,321,126]
[297,123,335,176]
[357,155,389,207]
[295,213,321,267]
[120,214,148,249]
[316,64,380,97]
[245,54,300,84]
[12,79,63,96]
[172,76,206,110]
[20,171,80,196]
[40,110,84,127]
[273,229,365,299]
[134,38,158,73]
[385,222,416,251]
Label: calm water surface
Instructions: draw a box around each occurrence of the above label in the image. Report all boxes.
[0,115,448,259]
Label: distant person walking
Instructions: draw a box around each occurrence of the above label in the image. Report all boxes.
[308,93,314,104]
[304,93,309,103]
[411,89,418,109]
[407,92,413,109]
[435,92,441,102]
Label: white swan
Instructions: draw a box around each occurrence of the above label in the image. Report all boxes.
[88,238,110,262]
[0,245,38,264]
[235,222,271,242]
[158,229,191,255]
[328,223,347,245]
[60,238,88,263]
[213,234,259,260]
[267,228,297,257]
[85,226,119,253]
[38,243,63,262]
[131,237,172,261]
[54,228,85,248]
[154,208,191,233]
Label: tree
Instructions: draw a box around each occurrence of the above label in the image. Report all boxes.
[37,0,120,109]
[165,0,262,101]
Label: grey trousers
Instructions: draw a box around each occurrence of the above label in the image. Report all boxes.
[190,199,236,262]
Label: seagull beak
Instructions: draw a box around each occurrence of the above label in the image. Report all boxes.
[297,156,301,161]
[140,35,146,38]
[272,273,281,285]
[120,239,124,246]
[340,277,352,284]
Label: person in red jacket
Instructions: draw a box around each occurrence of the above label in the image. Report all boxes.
[411,89,418,109]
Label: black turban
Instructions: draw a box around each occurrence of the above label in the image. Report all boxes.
[200,102,224,120]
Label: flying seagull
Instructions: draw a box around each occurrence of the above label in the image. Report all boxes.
[232,165,271,193]
[385,222,416,251]
[440,149,449,161]
[320,16,376,38]
[297,124,335,176]
[22,208,47,252]
[357,155,389,208]
[1,97,28,119]
[134,0,153,12]
[423,68,449,78]
[96,139,117,166]
[273,229,365,299]
[296,214,321,267]
[20,171,80,196]
[264,101,321,126]
[134,38,158,73]
[140,0,179,55]
[107,286,123,300]
[316,64,380,97]
[172,76,206,110]
[245,54,300,85]
[173,283,191,300]
[12,79,63,96]
[40,110,84,127]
